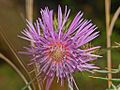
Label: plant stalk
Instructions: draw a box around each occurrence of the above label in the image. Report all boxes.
[26,0,42,90]
[105,0,112,88]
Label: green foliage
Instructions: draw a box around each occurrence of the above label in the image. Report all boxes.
[91,65,120,90]
[93,64,120,74]
[106,84,120,90]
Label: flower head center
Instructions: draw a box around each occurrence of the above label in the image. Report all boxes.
[49,42,67,62]
[51,47,64,61]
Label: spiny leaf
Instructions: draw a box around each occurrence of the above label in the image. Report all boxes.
[93,69,119,74]
[90,76,120,82]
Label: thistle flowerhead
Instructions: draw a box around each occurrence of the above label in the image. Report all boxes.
[19,5,101,90]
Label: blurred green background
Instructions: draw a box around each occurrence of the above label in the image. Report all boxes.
[0,0,120,90]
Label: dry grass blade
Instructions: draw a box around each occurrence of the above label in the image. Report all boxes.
[0,30,29,74]
[112,42,120,48]
[0,53,32,90]
[21,71,41,90]
[109,7,120,36]
[0,29,36,89]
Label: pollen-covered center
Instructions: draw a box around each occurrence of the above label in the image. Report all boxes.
[48,42,68,62]
[51,47,64,61]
